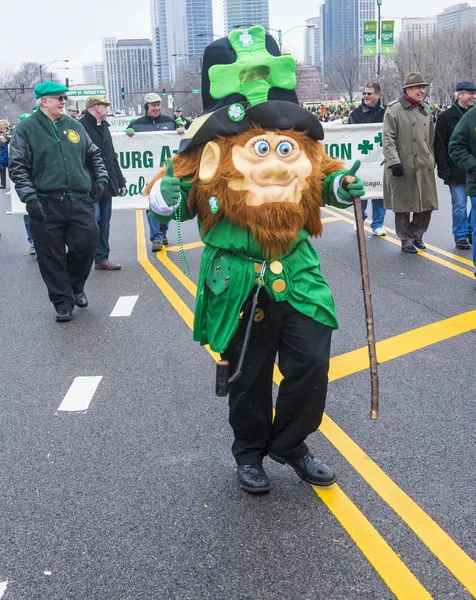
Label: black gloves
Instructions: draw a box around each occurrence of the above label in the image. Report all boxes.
[91,181,107,202]
[26,199,47,222]
[391,163,405,177]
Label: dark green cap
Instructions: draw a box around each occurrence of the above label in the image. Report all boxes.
[34,81,69,100]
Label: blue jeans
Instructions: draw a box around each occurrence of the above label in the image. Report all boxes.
[23,215,33,246]
[449,185,471,242]
[147,209,168,242]
[360,199,386,230]
[94,197,112,263]
[469,196,476,271]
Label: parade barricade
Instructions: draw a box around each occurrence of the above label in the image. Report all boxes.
[9,124,384,215]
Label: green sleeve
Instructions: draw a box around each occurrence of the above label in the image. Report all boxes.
[322,170,353,209]
[449,116,476,174]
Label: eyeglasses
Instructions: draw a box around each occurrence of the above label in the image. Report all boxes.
[363,92,374,96]
[45,95,68,102]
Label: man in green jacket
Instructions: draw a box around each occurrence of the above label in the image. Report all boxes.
[9,81,108,322]
[449,106,476,276]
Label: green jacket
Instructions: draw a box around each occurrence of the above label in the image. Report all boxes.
[9,108,107,202]
[153,171,351,353]
[449,106,476,196]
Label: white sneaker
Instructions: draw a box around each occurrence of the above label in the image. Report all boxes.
[373,227,386,237]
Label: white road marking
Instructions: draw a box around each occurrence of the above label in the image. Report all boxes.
[57,377,103,412]
[110,295,139,317]
[5,191,11,195]
[0,581,8,598]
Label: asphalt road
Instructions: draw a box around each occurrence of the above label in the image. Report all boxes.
[0,180,475,600]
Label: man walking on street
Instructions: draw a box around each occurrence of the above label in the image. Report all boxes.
[126,92,183,252]
[8,82,108,322]
[449,102,476,277]
[435,80,476,250]
[349,82,387,236]
[79,96,126,270]
[383,72,438,253]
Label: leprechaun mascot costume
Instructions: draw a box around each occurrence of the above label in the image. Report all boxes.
[146,26,365,494]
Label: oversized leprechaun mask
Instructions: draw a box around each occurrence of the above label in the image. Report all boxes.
[146,26,344,258]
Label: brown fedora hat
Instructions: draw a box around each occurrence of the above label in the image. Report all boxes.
[403,72,428,89]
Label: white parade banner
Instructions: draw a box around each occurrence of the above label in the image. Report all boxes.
[67,84,107,103]
[9,124,385,215]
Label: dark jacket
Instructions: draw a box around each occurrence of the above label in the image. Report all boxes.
[434,103,469,186]
[8,109,107,202]
[448,106,476,196]
[348,100,386,124]
[130,114,176,132]
[79,111,125,197]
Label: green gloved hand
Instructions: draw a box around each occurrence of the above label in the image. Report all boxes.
[337,160,365,203]
[160,159,181,207]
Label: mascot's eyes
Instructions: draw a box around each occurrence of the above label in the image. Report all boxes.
[254,140,270,157]
[276,141,294,157]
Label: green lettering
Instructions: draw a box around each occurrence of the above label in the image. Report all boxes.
[329,144,339,159]
[143,151,154,169]
[131,151,142,169]
[138,176,146,194]
[129,184,138,196]
[160,146,171,166]
[119,152,130,169]
[341,144,352,160]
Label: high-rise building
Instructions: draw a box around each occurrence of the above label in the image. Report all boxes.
[436,3,476,31]
[151,0,213,85]
[322,0,375,75]
[304,16,323,73]
[400,17,436,44]
[102,38,154,110]
[82,62,105,85]
[224,0,269,33]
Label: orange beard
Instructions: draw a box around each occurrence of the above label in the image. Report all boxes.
[145,127,344,259]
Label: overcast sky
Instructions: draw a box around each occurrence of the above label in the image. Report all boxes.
[0,0,461,85]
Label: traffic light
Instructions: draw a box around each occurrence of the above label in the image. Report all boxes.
[121,87,125,100]
[65,78,69,88]
[162,88,166,97]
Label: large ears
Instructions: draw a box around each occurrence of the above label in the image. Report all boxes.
[198,141,221,183]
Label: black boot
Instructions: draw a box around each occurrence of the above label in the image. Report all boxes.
[236,465,271,494]
[269,452,336,486]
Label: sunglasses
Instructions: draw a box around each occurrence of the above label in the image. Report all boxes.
[363,92,374,96]
[46,95,68,102]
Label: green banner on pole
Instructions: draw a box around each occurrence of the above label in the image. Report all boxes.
[363,21,377,56]
[381,20,395,55]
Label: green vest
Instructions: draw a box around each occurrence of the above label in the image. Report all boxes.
[16,109,93,199]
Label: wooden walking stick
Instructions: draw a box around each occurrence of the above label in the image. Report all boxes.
[343,176,380,420]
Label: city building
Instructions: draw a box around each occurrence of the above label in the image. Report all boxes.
[436,3,476,31]
[322,0,375,76]
[224,0,269,33]
[151,0,213,86]
[400,17,437,44]
[102,38,154,110]
[304,16,323,73]
[82,62,105,85]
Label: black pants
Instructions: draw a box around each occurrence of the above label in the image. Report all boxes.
[0,167,6,187]
[30,196,99,310]
[222,290,332,465]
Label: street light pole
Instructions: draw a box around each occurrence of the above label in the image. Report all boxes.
[39,59,69,83]
[377,0,382,80]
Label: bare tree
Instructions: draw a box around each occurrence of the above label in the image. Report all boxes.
[325,49,362,103]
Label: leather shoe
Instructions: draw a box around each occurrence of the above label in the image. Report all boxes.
[163,235,169,246]
[414,240,426,250]
[456,239,471,250]
[95,260,122,270]
[151,241,162,252]
[55,308,72,322]
[75,292,88,308]
[236,465,271,494]
[269,452,336,486]
[401,245,418,254]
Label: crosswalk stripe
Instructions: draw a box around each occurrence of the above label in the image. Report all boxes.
[0,581,8,598]
[57,376,103,412]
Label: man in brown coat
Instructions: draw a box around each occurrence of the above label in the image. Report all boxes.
[383,72,438,253]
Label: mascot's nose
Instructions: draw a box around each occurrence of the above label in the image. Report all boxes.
[256,159,292,184]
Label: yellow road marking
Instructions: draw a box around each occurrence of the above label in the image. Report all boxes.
[135,210,433,598]
[322,206,476,278]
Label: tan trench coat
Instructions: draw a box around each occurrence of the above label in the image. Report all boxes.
[382,96,438,213]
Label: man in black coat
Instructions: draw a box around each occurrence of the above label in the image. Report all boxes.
[80,96,126,270]
[348,82,387,236]
[435,80,476,250]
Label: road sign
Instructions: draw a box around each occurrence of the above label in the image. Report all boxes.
[67,84,107,102]
[168,95,174,109]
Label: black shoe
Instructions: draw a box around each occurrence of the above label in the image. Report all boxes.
[456,239,471,250]
[401,245,418,254]
[236,465,271,494]
[414,240,426,250]
[55,308,72,322]
[468,233,472,244]
[74,292,88,308]
[269,452,336,486]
